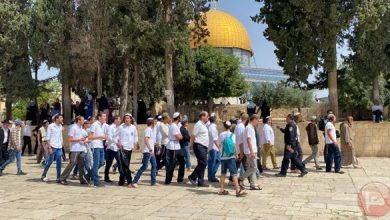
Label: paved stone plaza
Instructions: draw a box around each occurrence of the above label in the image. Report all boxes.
[0,155,389,220]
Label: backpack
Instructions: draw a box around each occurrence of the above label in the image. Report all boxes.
[318,118,326,132]
[222,133,235,157]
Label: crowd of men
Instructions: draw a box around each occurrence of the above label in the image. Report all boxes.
[0,109,347,197]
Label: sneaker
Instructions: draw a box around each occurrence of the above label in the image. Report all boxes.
[275,173,287,177]
[298,170,308,177]
[17,171,27,175]
[55,179,61,184]
[316,167,323,171]
[104,179,113,183]
[151,183,160,186]
[132,183,139,188]
[188,176,197,185]
[60,180,69,185]
[41,176,49,182]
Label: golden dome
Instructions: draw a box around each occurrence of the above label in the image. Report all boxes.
[190,10,253,54]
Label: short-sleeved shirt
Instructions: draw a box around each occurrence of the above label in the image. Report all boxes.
[117,124,138,151]
[261,124,274,145]
[234,122,245,146]
[167,123,181,150]
[39,127,48,141]
[192,120,209,147]
[47,123,63,149]
[68,124,85,152]
[208,123,219,151]
[325,122,336,144]
[219,131,236,160]
[90,121,106,149]
[159,123,169,145]
[143,127,155,153]
[107,124,120,152]
[244,124,257,154]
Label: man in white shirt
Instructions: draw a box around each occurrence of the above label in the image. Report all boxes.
[59,116,88,185]
[132,118,158,187]
[188,111,210,187]
[22,120,33,156]
[325,114,344,174]
[104,116,121,183]
[261,116,278,170]
[157,113,170,171]
[231,113,249,184]
[89,112,108,187]
[238,114,262,190]
[41,114,64,182]
[207,113,220,182]
[116,113,138,187]
[165,112,185,184]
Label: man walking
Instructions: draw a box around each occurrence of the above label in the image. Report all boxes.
[0,119,26,176]
[165,112,185,184]
[41,114,64,182]
[188,111,210,187]
[59,116,88,185]
[325,114,344,174]
[303,116,322,170]
[116,113,138,187]
[238,114,262,190]
[22,120,32,156]
[0,120,11,165]
[104,116,121,183]
[207,113,220,182]
[89,112,108,187]
[157,113,170,171]
[37,120,49,166]
[275,114,308,177]
[261,116,278,170]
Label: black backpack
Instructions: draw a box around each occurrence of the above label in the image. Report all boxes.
[318,118,326,132]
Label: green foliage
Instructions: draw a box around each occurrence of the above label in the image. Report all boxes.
[194,46,248,101]
[251,83,314,109]
[12,79,62,120]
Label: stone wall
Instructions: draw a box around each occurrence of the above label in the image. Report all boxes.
[59,121,389,157]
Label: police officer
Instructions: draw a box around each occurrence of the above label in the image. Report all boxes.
[275,114,308,177]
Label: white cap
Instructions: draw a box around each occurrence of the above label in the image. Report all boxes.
[225,121,231,126]
[173,112,180,119]
[310,116,317,121]
[293,112,301,116]
[124,113,133,118]
[210,112,216,118]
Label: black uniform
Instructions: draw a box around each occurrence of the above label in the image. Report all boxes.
[278,121,306,175]
[0,128,10,165]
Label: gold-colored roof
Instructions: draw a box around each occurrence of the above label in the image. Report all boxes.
[190,10,253,54]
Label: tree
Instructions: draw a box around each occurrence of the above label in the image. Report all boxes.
[253,0,357,117]
[158,0,209,115]
[252,83,314,111]
[0,0,34,119]
[193,46,248,112]
[349,1,390,104]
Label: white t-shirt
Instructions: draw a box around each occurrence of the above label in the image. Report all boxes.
[23,125,32,137]
[143,127,155,153]
[234,122,245,146]
[159,123,169,145]
[107,124,120,152]
[261,123,274,145]
[68,124,85,152]
[47,123,63,149]
[208,123,219,151]
[219,131,236,160]
[154,122,161,145]
[2,128,9,144]
[244,124,257,154]
[117,124,138,151]
[90,121,106,149]
[325,122,337,144]
[82,129,91,151]
[167,123,181,150]
[192,120,209,147]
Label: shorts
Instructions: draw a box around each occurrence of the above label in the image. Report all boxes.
[221,158,237,177]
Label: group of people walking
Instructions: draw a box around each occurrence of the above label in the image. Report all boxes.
[0,109,360,197]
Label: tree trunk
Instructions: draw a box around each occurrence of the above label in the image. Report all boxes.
[34,63,39,124]
[96,58,102,98]
[132,61,140,121]
[372,75,380,104]
[5,96,12,120]
[61,69,72,124]
[207,97,214,114]
[120,55,130,117]
[327,39,339,118]
[165,46,175,115]
[164,2,175,115]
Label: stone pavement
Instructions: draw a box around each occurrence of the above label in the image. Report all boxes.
[0,154,389,220]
